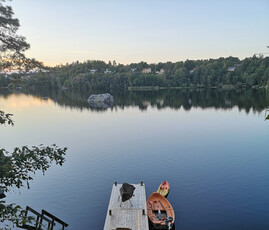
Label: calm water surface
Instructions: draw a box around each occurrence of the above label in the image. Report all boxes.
[1,89,269,230]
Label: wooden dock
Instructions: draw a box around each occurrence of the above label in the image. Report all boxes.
[104,182,149,230]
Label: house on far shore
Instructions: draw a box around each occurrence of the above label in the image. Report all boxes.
[104,69,112,74]
[0,72,8,78]
[90,69,97,74]
[156,68,165,74]
[189,68,196,74]
[131,68,137,73]
[227,66,236,72]
[29,68,49,73]
[142,68,151,74]
[228,64,240,72]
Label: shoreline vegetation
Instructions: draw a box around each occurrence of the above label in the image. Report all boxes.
[127,85,248,90]
[127,84,266,91]
[0,56,269,91]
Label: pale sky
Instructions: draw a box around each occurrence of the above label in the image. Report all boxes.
[10,0,269,66]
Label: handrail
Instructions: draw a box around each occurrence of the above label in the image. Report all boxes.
[26,206,52,224]
[18,206,68,230]
[18,206,53,229]
[40,209,68,230]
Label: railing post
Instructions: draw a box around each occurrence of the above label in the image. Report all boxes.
[38,215,43,230]
[35,216,40,229]
[51,219,55,230]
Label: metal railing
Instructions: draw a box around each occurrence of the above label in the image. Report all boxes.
[17,206,68,230]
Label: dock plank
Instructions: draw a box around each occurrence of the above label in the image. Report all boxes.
[104,183,149,230]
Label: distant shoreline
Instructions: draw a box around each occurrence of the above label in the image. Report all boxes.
[1,56,269,91]
[127,85,267,91]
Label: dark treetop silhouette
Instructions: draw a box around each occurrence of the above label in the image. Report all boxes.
[0,0,42,72]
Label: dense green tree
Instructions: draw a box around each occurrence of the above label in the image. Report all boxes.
[184,60,195,71]
[17,56,268,91]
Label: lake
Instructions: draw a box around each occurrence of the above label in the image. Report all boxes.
[1,89,269,230]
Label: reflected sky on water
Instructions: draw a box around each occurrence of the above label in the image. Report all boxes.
[1,89,269,230]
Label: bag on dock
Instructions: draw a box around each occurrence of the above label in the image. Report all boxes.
[120,183,135,202]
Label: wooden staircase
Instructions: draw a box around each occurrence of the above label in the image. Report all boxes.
[18,206,68,230]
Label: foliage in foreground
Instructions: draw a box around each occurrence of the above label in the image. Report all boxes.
[1,1,66,227]
[0,111,67,229]
[0,111,13,126]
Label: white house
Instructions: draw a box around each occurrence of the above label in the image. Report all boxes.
[142,68,151,74]
[189,68,196,74]
[90,69,97,74]
[0,72,8,78]
[228,66,236,72]
[131,68,137,73]
[104,69,112,74]
[156,68,165,74]
[228,64,240,72]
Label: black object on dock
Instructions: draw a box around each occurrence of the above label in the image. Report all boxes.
[120,183,135,202]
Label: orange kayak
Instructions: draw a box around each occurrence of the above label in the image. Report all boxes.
[157,181,170,197]
[147,192,175,229]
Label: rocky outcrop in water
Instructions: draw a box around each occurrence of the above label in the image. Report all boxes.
[87,93,114,109]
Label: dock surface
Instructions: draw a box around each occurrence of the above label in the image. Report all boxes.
[104,183,149,230]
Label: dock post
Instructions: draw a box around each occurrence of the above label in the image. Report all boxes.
[115,182,117,186]
[141,181,143,186]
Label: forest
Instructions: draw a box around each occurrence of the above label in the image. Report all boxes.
[1,56,269,91]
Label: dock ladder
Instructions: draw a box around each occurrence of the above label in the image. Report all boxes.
[17,206,69,230]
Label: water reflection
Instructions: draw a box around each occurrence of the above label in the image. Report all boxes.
[265,110,269,120]
[1,88,269,113]
[1,89,269,230]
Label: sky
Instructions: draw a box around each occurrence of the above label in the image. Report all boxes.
[10,0,269,66]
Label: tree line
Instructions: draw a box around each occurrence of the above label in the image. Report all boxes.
[1,56,268,90]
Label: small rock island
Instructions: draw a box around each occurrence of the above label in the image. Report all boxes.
[87,93,114,109]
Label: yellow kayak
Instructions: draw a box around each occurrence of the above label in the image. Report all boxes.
[157,181,170,197]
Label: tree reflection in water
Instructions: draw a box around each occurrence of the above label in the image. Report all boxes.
[265,110,269,120]
[13,88,269,114]
[0,110,67,229]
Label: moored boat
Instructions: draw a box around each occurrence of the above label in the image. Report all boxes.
[157,181,170,197]
[147,192,175,229]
